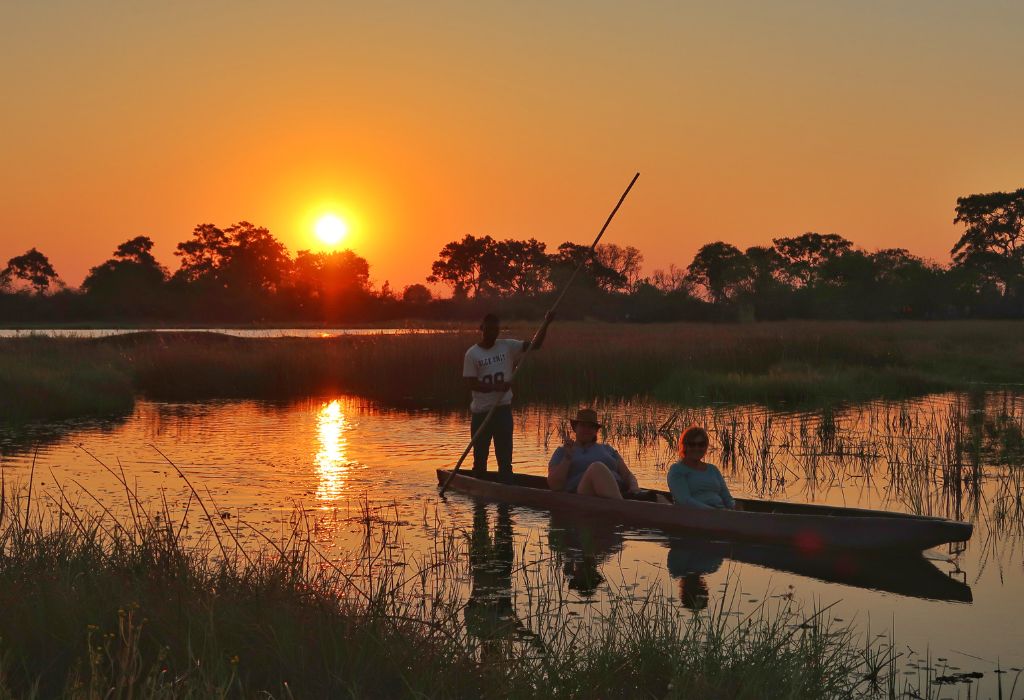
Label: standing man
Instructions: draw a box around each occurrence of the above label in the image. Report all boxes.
[463,312,553,479]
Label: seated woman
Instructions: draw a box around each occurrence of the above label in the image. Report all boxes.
[667,426,735,509]
[548,408,639,499]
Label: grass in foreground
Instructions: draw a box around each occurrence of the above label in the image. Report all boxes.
[0,470,910,699]
[2,320,1024,423]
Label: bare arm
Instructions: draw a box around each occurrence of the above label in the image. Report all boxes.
[547,443,573,491]
[524,311,555,352]
[717,468,736,509]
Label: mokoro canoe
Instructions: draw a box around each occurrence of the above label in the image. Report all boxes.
[436,470,974,552]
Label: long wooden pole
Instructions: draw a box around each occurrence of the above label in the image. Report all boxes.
[440,172,640,495]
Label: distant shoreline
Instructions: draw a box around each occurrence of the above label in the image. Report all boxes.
[0,319,461,331]
[3,316,1024,332]
[0,327,458,339]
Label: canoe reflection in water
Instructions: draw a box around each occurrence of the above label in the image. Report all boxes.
[666,537,973,604]
[548,513,625,598]
[465,503,541,658]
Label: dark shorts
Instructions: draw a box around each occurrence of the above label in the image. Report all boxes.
[564,473,585,494]
[564,465,625,494]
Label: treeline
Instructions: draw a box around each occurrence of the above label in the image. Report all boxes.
[1,188,1022,323]
[0,224,390,324]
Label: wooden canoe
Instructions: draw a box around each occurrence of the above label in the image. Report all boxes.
[436,470,973,552]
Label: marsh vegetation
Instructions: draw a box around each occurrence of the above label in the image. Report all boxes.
[2,323,1024,698]
[0,472,974,699]
[2,321,1023,423]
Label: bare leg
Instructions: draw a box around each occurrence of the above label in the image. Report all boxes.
[577,462,623,500]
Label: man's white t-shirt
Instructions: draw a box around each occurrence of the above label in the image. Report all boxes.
[463,339,527,413]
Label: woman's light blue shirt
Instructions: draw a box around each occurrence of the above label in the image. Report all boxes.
[667,461,735,509]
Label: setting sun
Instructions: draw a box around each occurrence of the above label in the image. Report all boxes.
[315,214,348,246]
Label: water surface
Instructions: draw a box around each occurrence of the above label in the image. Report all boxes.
[0,327,450,339]
[2,393,1021,689]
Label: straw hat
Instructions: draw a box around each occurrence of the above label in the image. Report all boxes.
[569,408,603,429]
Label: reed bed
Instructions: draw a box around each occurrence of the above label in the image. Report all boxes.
[2,321,1024,422]
[0,463,954,699]
[0,339,133,422]
[542,392,1024,539]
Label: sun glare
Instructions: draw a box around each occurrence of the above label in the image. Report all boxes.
[315,399,349,503]
[315,214,348,246]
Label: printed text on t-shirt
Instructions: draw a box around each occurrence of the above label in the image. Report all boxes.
[476,353,507,368]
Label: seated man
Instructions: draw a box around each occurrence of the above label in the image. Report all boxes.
[548,408,639,499]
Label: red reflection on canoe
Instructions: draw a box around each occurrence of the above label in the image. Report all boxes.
[796,530,824,555]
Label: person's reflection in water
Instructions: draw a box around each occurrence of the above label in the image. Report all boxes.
[679,574,711,612]
[548,513,625,598]
[667,541,724,613]
[565,555,604,597]
[465,502,523,659]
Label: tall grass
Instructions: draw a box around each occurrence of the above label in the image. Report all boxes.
[0,338,133,422]
[558,391,1024,535]
[0,465,922,699]
[2,321,1024,422]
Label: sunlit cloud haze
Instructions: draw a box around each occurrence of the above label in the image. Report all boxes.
[1,1,1022,289]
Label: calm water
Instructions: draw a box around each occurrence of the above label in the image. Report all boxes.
[0,327,451,338]
[2,393,1022,689]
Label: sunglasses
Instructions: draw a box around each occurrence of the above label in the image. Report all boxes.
[684,440,709,447]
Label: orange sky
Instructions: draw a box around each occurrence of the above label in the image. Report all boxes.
[1,1,1022,291]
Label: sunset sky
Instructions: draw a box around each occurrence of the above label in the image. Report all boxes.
[2,1,1022,291]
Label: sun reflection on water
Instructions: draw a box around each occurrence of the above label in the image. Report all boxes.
[315,399,349,503]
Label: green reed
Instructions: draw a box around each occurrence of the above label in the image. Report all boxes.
[0,338,133,422]
[2,321,1024,422]
[0,463,933,699]
[555,392,1024,540]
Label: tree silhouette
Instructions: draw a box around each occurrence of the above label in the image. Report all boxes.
[173,223,229,285]
[4,186,1024,323]
[292,249,371,311]
[734,245,789,318]
[740,246,786,295]
[428,235,553,297]
[489,238,550,295]
[377,280,396,301]
[82,236,167,300]
[869,248,945,317]
[813,249,879,317]
[649,264,689,294]
[220,222,291,295]
[428,234,497,297]
[952,189,1024,308]
[685,242,749,304]
[594,243,644,292]
[772,233,853,287]
[402,283,432,305]
[174,222,290,296]
[550,242,627,292]
[2,248,61,294]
